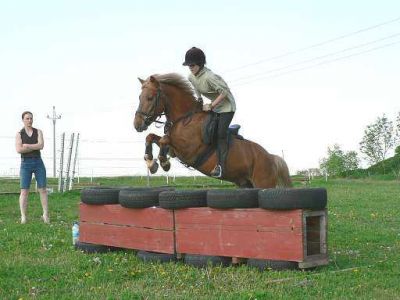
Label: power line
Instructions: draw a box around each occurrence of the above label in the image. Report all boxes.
[231,32,400,84]
[224,16,400,73]
[233,39,400,86]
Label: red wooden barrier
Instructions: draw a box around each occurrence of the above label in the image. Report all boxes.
[78,204,327,268]
[175,208,327,268]
[79,203,175,254]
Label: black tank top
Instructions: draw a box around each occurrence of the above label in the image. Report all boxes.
[20,127,41,158]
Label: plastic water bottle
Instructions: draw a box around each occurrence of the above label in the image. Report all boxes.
[72,221,79,245]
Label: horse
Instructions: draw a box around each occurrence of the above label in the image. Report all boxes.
[134,73,292,188]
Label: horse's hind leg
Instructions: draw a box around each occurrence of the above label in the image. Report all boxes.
[234,179,254,188]
[251,157,278,188]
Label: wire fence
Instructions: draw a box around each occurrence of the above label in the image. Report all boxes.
[0,135,205,179]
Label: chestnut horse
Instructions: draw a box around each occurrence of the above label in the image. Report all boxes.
[134,73,292,188]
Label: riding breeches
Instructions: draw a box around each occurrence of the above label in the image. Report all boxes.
[216,112,234,171]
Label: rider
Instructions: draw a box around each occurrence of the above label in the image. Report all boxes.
[183,47,236,178]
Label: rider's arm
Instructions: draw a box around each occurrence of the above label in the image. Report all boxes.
[211,93,226,109]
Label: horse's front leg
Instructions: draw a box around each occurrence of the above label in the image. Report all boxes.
[144,133,161,174]
[158,135,171,172]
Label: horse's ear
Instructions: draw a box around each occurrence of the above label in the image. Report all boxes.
[149,75,159,86]
[138,78,145,85]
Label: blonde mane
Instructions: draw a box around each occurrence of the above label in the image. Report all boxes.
[154,73,196,100]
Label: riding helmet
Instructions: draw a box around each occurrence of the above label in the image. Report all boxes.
[182,47,206,66]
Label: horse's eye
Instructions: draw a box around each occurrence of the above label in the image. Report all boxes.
[147,96,153,101]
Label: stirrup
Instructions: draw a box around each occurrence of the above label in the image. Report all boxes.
[210,165,222,178]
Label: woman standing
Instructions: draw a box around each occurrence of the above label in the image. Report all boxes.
[15,111,49,224]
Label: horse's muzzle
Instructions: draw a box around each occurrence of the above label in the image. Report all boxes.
[134,122,148,132]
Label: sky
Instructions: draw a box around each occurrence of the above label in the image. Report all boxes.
[1,1,400,177]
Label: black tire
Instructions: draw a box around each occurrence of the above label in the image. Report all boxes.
[207,189,260,208]
[247,258,298,271]
[119,187,174,208]
[258,188,327,210]
[74,241,120,253]
[159,190,208,209]
[137,251,177,263]
[81,187,120,205]
[184,254,232,268]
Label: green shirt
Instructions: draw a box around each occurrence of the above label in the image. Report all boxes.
[188,67,236,113]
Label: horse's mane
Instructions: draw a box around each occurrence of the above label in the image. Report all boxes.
[153,73,197,101]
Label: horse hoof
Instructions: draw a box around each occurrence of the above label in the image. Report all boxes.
[149,161,159,174]
[161,161,171,172]
[144,154,153,161]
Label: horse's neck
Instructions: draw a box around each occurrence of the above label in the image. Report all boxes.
[163,86,198,121]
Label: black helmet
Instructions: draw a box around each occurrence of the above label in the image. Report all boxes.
[182,47,206,66]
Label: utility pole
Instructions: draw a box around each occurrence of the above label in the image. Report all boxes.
[47,106,61,177]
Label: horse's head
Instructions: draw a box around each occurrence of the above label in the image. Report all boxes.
[134,75,165,132]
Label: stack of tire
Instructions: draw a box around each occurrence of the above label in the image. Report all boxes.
[76,186,327,271]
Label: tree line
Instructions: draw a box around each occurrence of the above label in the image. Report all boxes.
[317,112,400,177]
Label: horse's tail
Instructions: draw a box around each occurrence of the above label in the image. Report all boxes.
[274,155,293,188]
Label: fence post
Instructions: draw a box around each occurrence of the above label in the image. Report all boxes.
[63,133,74,192]
[69,133,80,191]
[58,133,65,192]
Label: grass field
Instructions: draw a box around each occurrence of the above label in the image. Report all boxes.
[0,177,399,299]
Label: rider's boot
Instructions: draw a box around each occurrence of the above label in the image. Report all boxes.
[210,164,222,178]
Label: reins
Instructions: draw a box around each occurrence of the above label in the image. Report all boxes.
[136,86,201,134]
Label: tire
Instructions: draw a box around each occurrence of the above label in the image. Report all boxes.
[159,190,208,209]
[137,251,177,263]
[184,254,232,268]
[74,241,120,253]
[81,187,120,205]
[258,188,327,210]
[119,187,174,208]
[207,188,260,208]
[247,258,298,271]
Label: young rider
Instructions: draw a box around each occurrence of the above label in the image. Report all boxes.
[183,47,236,178]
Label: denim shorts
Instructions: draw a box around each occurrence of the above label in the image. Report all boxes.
[20,157,47,189]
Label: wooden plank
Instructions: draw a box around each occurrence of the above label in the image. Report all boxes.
[175,208,304,261]
[79,203,174,229]
[298,254,329,269]
[80,222,174,254]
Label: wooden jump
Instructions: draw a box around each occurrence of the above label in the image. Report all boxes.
[79,203,328,269]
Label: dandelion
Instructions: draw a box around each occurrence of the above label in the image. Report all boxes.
[92,257,101,264]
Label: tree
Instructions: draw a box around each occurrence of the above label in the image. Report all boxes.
[359,114,395,172]
[320,144,360,177]
[396,112,400,146]
[395,145,400,156]
[320,144,345,177]
[343,151,360,175]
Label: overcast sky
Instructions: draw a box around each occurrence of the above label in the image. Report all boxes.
[1,1,399,176]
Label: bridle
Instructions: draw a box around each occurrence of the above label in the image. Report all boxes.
[135,88,165,127]
[135,85,202,133]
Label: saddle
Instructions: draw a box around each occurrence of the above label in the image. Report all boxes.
[191,112,243,169]
[202,112,243,145]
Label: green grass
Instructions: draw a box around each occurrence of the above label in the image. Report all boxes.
[0,177,399,299]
